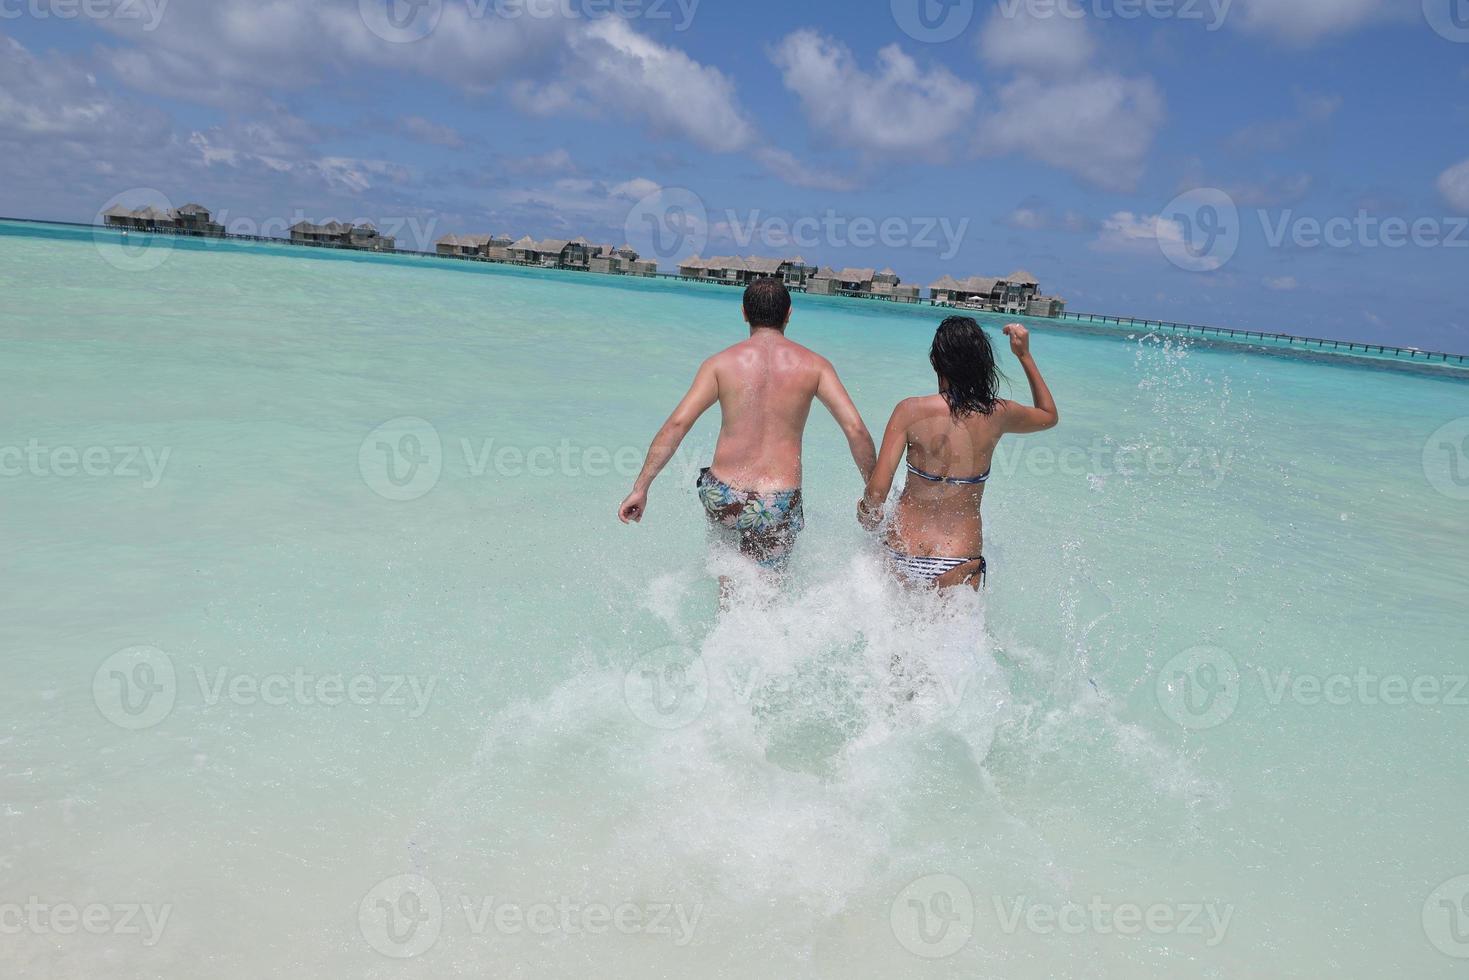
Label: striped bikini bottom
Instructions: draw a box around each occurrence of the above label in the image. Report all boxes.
[885,548,988,587]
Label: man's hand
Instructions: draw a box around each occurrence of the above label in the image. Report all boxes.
[1003,322,1031,359]
[618,489,648,524]
[857,498,883,531]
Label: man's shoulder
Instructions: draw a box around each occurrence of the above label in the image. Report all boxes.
[778,337,832,370]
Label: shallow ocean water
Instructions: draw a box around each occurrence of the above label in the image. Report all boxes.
[2,221,1467,978]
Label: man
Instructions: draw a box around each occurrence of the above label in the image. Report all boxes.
[618,279,876,573]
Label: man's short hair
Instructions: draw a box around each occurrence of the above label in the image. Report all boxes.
[743,278,792,330]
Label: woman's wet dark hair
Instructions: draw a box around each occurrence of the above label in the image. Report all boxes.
[930,316,1001,418]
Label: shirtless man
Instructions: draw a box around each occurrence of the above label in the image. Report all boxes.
[617,279,876,572]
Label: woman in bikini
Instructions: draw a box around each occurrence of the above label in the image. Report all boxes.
[858,318,1058,590]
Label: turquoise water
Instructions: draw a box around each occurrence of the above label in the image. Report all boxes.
[2,220,1467,978]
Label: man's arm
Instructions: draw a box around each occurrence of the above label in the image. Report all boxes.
[999,324,1059,434]
[816,360,877,483]
[618,359,719,523]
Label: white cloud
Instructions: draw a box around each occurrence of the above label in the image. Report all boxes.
[503,149,578,175]
[1003,203,1093,233]
[1264,275,1299,291]
[1227,88,1340,152]
[74,3,859,193]
[976,73,1164,192]
[1007,206,1048,231]
[0,34,169,142]
[397,116,464,149]
[88,1,752,156]
[1438,158,1469,212]
[1091,211,1181,253]
[502,176,667,225]
[972,8,1162,192]
[770,30,978,159]
[1232,0,1396,43]
[978,8,1096,75]
[1224,173,1314,207]
[751,148,861,192]
[92,0,569,104]
[0,30,433,229]
[512,17,755,154]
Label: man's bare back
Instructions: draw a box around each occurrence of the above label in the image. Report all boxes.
[705,331,858,492]
[617,280,875,571]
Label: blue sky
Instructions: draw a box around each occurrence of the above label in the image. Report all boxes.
[2,0,1467,349]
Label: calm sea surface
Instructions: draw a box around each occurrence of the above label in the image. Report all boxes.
[2,220,1467,978]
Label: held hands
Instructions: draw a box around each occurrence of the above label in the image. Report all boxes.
[1003,322,1031,359]
[857,497,883,532]
[618,489,648,524]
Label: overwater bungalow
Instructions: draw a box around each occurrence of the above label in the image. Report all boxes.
[436,232,513,258]
[507,237,570,267]
[806,267,841,295]
[173,204,225,236]
[929,270,1063,317]
[103,202,224,237]
[588,243,655,276]
[290,220,395,251]
[680,254,815,286]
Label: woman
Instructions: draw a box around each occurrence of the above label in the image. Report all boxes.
[858,318,1058,590]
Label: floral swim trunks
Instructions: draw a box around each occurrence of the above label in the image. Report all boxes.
[696,467,805,569]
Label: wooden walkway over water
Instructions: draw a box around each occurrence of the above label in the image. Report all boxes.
[1059,312,1467,366]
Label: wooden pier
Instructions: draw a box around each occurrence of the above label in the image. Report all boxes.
[1058,312,1467,366]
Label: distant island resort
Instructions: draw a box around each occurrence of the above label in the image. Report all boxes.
[101,201,1067,317]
